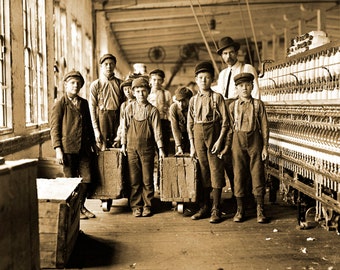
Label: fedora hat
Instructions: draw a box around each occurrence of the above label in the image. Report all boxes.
[217,36,240,55]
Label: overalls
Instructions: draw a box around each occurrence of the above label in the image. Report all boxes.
[127,111,155,210]
[232,100,266,198]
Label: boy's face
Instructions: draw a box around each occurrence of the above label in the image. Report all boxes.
[236,81,253,99]
[221,47,238,66]
[123,86,133,99]
[64,78,82,98]
[177,98,190,111]
[149,74,164,89]
[133,87,149,103]
[195,72,213,91]
[101,59,116,77]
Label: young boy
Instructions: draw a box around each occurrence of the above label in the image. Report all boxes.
[50,70,97,220]
[120,77,165,217]
[147,69,172,156]
[187,61,229,223]
[219,72,269,223]
[113,78,135,147]
[169,86,193,155]
[89,54,124,150]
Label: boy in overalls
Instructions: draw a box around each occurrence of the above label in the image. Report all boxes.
[220,72,269,223]
[121,77,165,217]
[187,61,229,223]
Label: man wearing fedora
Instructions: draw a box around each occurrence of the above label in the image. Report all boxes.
[214,37,259,207]
[214,36,259,100]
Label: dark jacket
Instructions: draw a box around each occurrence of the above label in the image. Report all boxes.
[50,94,95,154]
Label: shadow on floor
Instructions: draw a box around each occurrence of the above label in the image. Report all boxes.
[66,232,117,268]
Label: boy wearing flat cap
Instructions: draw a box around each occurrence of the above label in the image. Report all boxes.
[169,86,193,155]
[220,72,269,223]
[214,36,259,100]
[148,69,172,156]
[89,53,124,150]
[121,77,165,217]
[50,70,97,220]
[113,78,135,147]
[187,61,229,223]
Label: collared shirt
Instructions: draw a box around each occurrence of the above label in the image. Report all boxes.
[235,99,254,132]
[213,61,260,99]
[225,97,269,149]
[187,89,229,140]
[147,88,172,120]
[89,75,122,130]
[121,100,163,148]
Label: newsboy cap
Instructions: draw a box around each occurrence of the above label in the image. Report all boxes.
[234,72,254,86]
[194,61,214,77]
[131,77,151,91]
[175,87,193,101]
[120,78,133,91]
[99,53,117,64]
[217,36,240,55]
[63,70,85,88]
[149,69,165,79]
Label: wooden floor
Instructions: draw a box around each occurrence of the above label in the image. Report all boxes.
[63,193,340,270]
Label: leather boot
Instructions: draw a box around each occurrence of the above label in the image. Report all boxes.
[192,188,211,220]
[256,195,268,223]
[209,188,222,223]
[233,197,245,222]
[79,183,96,219]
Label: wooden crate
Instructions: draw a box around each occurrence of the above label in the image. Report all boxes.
[160,156,198,203]
[0,159,40,270]
[37,177,82,269]
[91,148,124,200]
[37,157,64,179]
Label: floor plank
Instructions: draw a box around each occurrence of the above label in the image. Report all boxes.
[61,195,340,270]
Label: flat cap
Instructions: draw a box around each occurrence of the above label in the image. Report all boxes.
[234,72,254,86]
[99,53,117,64]
[149,69,165,79]
[131,77,151,91]
[175,87,193,101]
[63,70,85,88]
[217,36,240,55]
[120,78,133,91]
[194,61,214,77]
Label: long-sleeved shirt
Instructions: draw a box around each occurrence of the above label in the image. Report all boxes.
[225,97,269,149]
[169,102,188,148]
[89,75,123,130]
[213,61,260,99]
[187,89,229,141]
[121,100,163,149]
[147,88,172,120]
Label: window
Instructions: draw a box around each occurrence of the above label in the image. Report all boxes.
[23,0,47,126]
[0,0,10,129]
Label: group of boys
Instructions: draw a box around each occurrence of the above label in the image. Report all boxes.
[50,36,269,224]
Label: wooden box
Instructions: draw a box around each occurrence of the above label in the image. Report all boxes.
[91,148,124,200]
[37,177,82,269]
[37,157,64,179]
[160,156,198,203]
[0,159,40,270]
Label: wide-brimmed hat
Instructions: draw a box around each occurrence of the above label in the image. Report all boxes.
[194,61,214,77]
[63,70,85,88]
[217,36,240,55]
[234,72,254,86]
